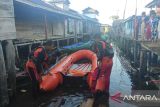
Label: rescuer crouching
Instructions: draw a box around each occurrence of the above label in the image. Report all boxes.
[25,40,60,98]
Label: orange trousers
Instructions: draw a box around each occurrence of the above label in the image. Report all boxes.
[100,57,113,91]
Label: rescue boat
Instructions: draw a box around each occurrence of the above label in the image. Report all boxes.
[40,49,113,93]
[58,40,95,54]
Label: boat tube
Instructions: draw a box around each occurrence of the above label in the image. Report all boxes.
[40,49,113,93]
[40,50,98,91]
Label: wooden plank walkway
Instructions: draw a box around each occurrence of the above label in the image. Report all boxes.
[80,98,94,107]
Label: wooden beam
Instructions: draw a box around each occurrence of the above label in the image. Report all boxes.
[0,42,9,107]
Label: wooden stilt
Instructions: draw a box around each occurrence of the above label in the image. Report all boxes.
[44,14,48,39]
[134,40,138,67]
[4,40,16,98]
[141,50,147,72]
[57,40,59,48]
[0,42,9,107]
[152,53,158,66]
[148,51,151,69]
[14,46,20,64]
[140,49,143,71]
[28,44,32,53]
[67,38,69,45]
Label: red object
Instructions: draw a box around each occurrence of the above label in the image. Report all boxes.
[89,41,113,93]
[99,41,106,49]
[40,50,98,91]
[110,92,122,103]
[96,57,113,91]
[34,47,48,62]
[146,23,151,40]
[26,60,42,82]
[26,49,113,93]
[95,75,106,91]
[26,47,49,82]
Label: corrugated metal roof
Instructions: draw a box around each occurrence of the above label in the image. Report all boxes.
[14,0,100,24]
[83,15,99,23]
[145,0,157,8]
[14,0,81,19]
[123,15,142,23]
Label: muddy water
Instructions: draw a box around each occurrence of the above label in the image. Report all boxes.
[9,46,158,107]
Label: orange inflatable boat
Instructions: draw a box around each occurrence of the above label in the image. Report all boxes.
[40,49,113,93]
[40,50,97,91]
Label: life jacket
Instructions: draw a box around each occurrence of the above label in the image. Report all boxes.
[95,41,107,59]
[97,41,114,58]
[99,41,106,49]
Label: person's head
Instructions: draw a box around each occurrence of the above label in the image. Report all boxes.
[150,10,156,19]
[43,40,52,46]
[94,32,101,41]
[43,40,56,51]
[142,12,146,17]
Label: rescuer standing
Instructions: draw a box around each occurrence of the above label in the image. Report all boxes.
[93,32,114,94]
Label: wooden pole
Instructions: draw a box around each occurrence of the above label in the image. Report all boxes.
[15,46,20,62]
[57,40,59,48]
[123,0,128,19]
[153,53,158,66]
[0,42,9,107]
[29,44,32,53]
[133,0,138,66]
[5,40,16,97]
[148,51,151,72]
[44,14,48,39]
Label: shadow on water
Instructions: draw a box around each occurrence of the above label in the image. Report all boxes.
[9,45,159,107]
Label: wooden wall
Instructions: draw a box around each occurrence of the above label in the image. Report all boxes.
[16,20,46,40]
[13,1,99,41]
[14,1,65,41]
[64,18,83,37]
[52,18,64,38]
[15,18,65,40]
[0,0,16,40]
[76,20,83,35]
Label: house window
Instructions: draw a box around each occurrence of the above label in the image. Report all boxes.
[79,21,83,34]
[67,18,74,34]
[83,21,87,33]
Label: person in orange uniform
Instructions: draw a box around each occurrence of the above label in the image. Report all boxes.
[26,41,59,97]
[93,33,114,94]
[26,46,48,98]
